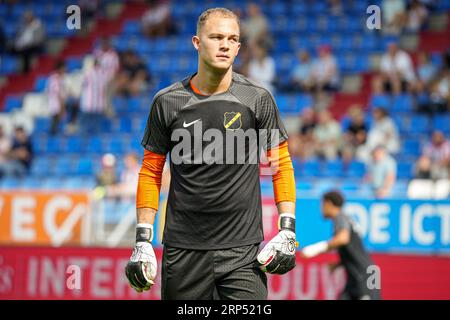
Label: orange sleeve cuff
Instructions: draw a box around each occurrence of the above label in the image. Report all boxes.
[267,141,296,204]
[136,149,166,211]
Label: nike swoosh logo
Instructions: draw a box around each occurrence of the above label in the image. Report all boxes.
[183,119,201,128]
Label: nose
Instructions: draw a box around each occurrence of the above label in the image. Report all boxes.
[219,39,230,51]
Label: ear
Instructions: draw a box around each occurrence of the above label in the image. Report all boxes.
[235,42,241,57]
[192,35,200,51]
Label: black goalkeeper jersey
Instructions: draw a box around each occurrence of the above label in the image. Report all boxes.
[141,72,288,250]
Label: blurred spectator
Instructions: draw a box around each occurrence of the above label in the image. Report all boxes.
[116,50,150,97]
[405,0,428,32]
[416,131,450,179]
[375,42,416,94]
[289,107,317,159]
[79,0,101,28]
[46,61,67,136]
[96,153,118,187]
[103,152,141,199]
[11,11,46,73]
[414,155,432,179]
[248,44,276,92]
[0,126,11,169]
[358,107,400,162]
[428,70,449,113]
[93,37,120,117]
[0,126,33,178]
[313,110,342,160]
[329,0,344,16]
[366,145,397,199]
[416,51,438,92]
[241,3,272,49]
[310,45,339,93]
[342,105,368,160]
[382,0,407,35]
[79,59,108,134]
[141,0,174,38]
[290,50,313,92]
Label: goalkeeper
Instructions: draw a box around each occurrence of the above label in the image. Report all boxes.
[300,191,381,300]
[124,7,297,300]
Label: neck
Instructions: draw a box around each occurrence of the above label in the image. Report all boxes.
[193,61,233,95]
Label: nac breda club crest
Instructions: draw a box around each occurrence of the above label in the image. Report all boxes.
[223,112,242,131]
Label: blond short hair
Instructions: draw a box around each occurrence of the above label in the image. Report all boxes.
[196,8,240,35]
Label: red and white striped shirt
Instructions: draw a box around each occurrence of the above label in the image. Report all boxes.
[80,66,108,113]
[93,48,120,82]
[46,72,66,115]
[424,140,450,163]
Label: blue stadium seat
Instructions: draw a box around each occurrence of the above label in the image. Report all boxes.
[433,115,450,134]
[0,178,21,189]
[369,94,391,109]
[54,157,74,176]
[302,160,320,177]
[30,156,52,177]
[66,57,83,71]
[4,95,22,112]
[34,76,47,92]
[403,139,421,157]
[22,177,44,189]
[86,137,103,154]
[65,137,83,154]
[347,161,366,177]
[397,162,413,179]
[392,94,414,112]
[75,159,94,176]
[323,160,344,177]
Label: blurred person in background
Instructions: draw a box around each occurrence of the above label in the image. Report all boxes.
[93,37,120,117]
[0,126,33,178]
[428,69,449,113]
[313,110,342,160]
[290,50,313,92]
[248,43,276,92]
[46,61,67,136]
[382,0,406,35]
[241,3,271,49]
[416,51,438,94]
[93,153,118,199]
[415,130,450,180]
[375,42,416,95]
[310,45,339,109]
[301,191,381,300]
[329,0,344,16]
[11,11,46,73]
[358,107,400,162]
[342,105,368,162]
[79,59,108,135]
[310,45,339,93]
[116,50,151,97]
[366,145,397,199]
[141,0,174,38]
[0,125,11,172]
[289,107,316,159]
[405,0,428,32]
[103,152,141,200]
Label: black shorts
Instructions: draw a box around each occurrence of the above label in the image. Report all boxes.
[161,244,268,300]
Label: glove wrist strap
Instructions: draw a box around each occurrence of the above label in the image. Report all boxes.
[136,223,153,243]
[278,213,295,233]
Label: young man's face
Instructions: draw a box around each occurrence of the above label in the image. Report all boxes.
[194,14,241,72]
[321,200,334,218]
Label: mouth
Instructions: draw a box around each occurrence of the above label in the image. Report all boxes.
[216,54,230,60]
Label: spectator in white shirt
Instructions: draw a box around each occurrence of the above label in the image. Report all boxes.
[357,107,400,162]
[313,110,342,160]
[377,42,416,94]
[248,44,276,92]
[12,11,46,73]
[311,45,340,92]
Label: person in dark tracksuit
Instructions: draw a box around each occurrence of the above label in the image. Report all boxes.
[301,191,381,300]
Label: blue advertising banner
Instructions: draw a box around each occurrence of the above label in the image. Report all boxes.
[297,197,450,254]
